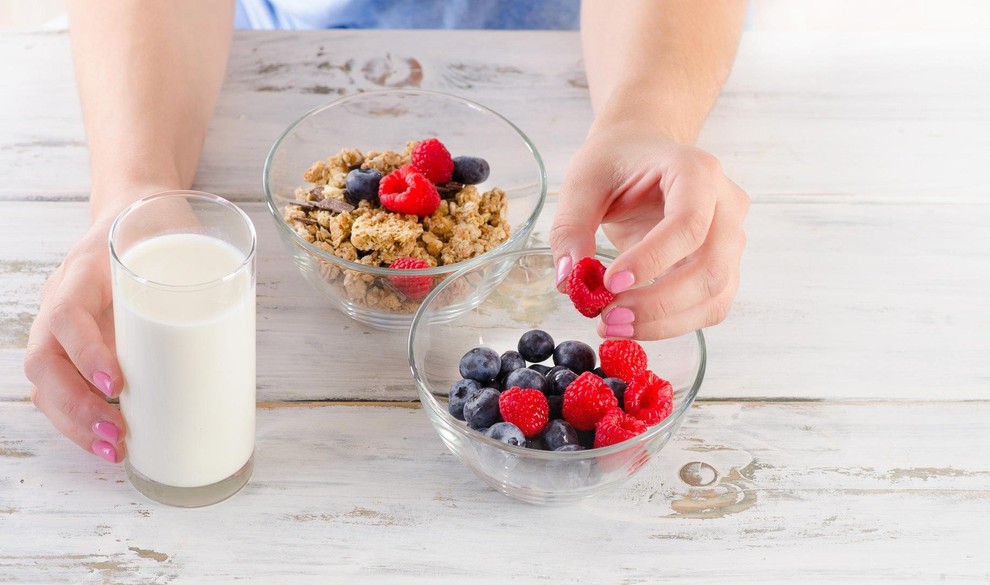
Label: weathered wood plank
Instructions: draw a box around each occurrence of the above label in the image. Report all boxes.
[3,31,990,202]
[2,199,987,402]
[1,401,988,583]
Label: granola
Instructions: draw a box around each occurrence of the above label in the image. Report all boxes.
[283,142,510,313]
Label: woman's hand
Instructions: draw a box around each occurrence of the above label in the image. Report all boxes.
[24,217,126,463]
[550,123,749,340]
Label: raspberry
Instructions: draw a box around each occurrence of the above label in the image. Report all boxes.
[624,370,673,425]
[594,407,648,448]
[599,339,648,382]
[561,371,618,431]
[388,257,432,301]
[379,164,440,216]
[498,387,549,438]
[566,257,615,318]
[411,138,454,184]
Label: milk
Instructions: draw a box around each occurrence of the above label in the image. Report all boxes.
[114,233,255,488]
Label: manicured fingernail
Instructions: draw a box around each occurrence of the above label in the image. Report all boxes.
[604,307,635,325]
[604,324,634,338]
[93,371,113,398]
[607,271,635,294]
[92,421,120,443]
[91,441,117,463]
[555,256,573,287]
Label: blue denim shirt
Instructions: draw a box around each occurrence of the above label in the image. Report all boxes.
[235,0,580,30]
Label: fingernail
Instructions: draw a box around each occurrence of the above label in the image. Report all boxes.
[91,441,117,463]
[92,421,120,443]
[607,271,635,294]
[604,307,635,325]
[93,371,113,398]
[555,256,573,287]
[604,324,634,339]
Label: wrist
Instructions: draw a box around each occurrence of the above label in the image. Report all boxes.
[89,178,187,224]
[592,82,709,146]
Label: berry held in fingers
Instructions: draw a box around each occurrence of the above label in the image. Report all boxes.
[566,257,615,318]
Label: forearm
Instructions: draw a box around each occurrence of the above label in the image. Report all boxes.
[69,0,234,222]
[581,0,746,144]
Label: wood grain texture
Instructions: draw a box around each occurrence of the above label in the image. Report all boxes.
[2,200,987,401]
[1,401,988,583]
[3,31,990,202]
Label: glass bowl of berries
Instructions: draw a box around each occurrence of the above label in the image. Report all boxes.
[264,89,547,330]
[408,248,706,505]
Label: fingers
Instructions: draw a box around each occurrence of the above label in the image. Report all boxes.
[597,277,739,341]
[25,343,126,463]
[600,179,749,341]
[602,153,722,294]
[47,253,121,398]
[549,156,611,291]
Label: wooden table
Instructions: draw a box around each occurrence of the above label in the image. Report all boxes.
[2,30,989,583]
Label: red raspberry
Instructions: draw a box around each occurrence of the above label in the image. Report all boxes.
[624,370,673,425]
[561,371,618,431]
[411,138,454,184]
[379,164,441,216]
[599,339,648,382]
[566,257,615,318]
[594,407,648,448]
[498,387,549,438]
[388,257,432,301]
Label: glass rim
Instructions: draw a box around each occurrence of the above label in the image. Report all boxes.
[108,190,257,292]
[262,87,548,278]
[407,247,708,460]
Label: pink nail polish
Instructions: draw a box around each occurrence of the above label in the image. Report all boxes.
[91,441,117,463]
[92,421,120,443]
[555,256,573,287]
[93,371,113,398]
[607,271,635,294]
[604,324,634,339]
[604,307,635,325]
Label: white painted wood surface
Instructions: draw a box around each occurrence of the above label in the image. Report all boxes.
[2,401,989,583]
[2,29,989,583]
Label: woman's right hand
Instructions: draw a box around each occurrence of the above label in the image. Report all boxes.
[24,216,126,463]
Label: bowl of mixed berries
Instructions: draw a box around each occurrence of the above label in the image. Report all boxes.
[409,248,705,505]
[264,89,546,330]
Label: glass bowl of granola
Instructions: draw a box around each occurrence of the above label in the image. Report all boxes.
[264,89,547,330]
[408,248,706,505]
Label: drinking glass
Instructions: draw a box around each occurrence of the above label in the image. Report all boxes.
[109,191,256,507]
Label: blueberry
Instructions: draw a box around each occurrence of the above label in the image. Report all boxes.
[529,364,551,376]
[504,368,547,393]
[552,340,597,373]
[545,365,571,379]
[498,350,526,381]
[592,367,607,379]
[603,377,627,409]
[485,422,526,447]
[576,429,596,449]
[526,436,547,450]
[459,347,501,383]
[451,156,490,185]
[448,379,482,420]
[553,444,586,452]
[547,395,563,420]
[518,329,555,363]
[548,368,578,396]
[542,419,579,451]
[344,168,383,205]
[463,387,501,430]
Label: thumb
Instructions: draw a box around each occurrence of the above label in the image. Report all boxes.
[549,170,608,291]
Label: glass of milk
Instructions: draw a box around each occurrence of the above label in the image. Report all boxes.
[109,191,256,507]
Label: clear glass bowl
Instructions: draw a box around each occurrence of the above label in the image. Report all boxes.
[408,248,706,505]
[264,89,547,330]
